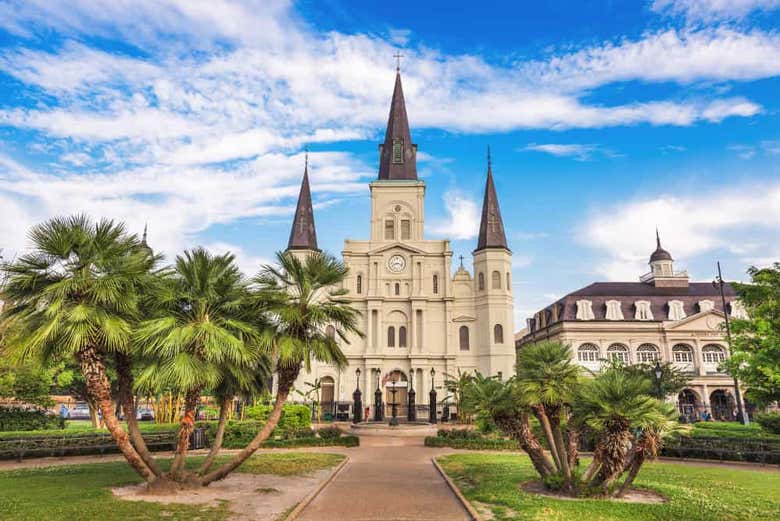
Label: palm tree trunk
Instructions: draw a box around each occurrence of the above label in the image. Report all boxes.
[567,425,580,470]
[615,450,644,498]
[548,407,572,483]
[169,387,200,480]
[115,353,161,476]
[533,406,563,472]
[200,365,298,485]
[198,395,232,474]
[496,413,555,478]
[76,345,156,482]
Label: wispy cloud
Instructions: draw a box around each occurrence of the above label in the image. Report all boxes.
[430,190,480,240]
[521,143,613,161]
[651,0,780,22]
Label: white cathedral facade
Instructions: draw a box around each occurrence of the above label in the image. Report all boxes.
[282,71,516,418]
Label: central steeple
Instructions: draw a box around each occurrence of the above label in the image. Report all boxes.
[475,148,509,252]
[287,154,319,252]
[378,71,418,180]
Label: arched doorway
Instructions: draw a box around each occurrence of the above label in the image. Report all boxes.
[320,376,335,420]
[710,390,735,421]
[384,370,408,419]
[677,389,699,422]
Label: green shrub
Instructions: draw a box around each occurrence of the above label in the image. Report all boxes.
[425,436,518,450]
[317,426,343,440]
[0,407,65,432]
[437,429,480,440]
[755,412,780,435]
[243,403,311,438]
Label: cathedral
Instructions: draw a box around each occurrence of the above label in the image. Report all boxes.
[283,70,516,419]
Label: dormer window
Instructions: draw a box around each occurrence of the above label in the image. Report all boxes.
[605,300,624,320]
[668,300,686,321]
[392,138,404,163]
[698,299,714,312]
[576,300,595,320]
[634,300,653,320]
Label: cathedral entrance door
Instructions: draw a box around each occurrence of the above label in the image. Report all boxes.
[384,370,409,420]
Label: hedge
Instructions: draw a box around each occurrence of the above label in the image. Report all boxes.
[424,436,519,450]
[755,412,780,435]
[243,404,311,438]
[661,435,780,464]
[0,407,65,432]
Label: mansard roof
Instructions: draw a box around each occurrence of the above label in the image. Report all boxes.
[475,150,509,252]
[287,163,319,251]
[378,71,418,180]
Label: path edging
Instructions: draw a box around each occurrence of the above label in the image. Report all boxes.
[283,455,350,521]
[431,456,482,521]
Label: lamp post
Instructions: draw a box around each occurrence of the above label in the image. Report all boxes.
[653,361,664,400]
[713,261,748,425]
[374,369,383,422]
[408,371,416,421]
[429,367,437,424]
[389,379,399,426]
[352,368,362,423]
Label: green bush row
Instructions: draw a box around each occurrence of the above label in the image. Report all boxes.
[754,412,780,435]
[0,422,181,439]
[424,436,519,450]
[0,407,65,432]
[243,403,311,438]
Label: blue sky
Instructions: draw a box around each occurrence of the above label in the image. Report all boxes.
[0,0,779,326]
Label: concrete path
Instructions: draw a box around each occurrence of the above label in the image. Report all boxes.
[295,435,471,521]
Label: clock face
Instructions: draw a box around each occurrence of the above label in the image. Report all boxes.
[387,254,406,273]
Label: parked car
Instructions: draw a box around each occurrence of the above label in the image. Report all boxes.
[67,402,92,420]
[136,407,155,421]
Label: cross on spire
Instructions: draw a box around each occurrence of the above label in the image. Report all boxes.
[393,52,404,72]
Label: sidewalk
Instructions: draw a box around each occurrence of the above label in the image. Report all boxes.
[295,435,471,521]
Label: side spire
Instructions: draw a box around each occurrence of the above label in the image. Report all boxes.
[378,69,417,180]
[475,146,508,252]
[287,152,319,251]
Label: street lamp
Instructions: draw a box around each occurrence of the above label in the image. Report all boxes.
[429,368,437,424]
[352,368,362,423]
[653,361,663,400]
[713,261,748,425]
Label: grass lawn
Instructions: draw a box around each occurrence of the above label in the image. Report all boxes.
[0,452,344,521]
[437,453,780,521]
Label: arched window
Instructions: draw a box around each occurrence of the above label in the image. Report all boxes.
[506,272,511,290]
[478,272,485,291]
[325,325,336,339]
[493,324,504,344]
[491,270,502,289]
[672,344,693,363]
[387,326,395,347]
[636,343,659,363]
[398,326,407,347]
[702,344,726,364]
[577,343,600,363]
[607,343,629,363]
[356,275,362,294]
[459,326,470,351]
[433,274,439,294]
[394,283,400,296]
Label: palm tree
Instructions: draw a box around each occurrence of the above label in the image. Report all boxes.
[443,369,474,423]
[461,373,555,478]
[516,341,581,487]
[0,215,158,482]
[134,248,263,481]
[574,369,664,494]
[200,251,360,485]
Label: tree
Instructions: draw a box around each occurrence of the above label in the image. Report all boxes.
[443,369,474,423]
[602,358,691,398]
[134,248,265,482]
[726,263,780,406]
[200,251,361,485]
[0,215,159,482]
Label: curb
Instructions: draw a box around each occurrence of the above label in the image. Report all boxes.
[283,455,350,521]
[431,457,482,521]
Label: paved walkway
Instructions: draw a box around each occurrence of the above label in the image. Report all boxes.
[296,435,471,521]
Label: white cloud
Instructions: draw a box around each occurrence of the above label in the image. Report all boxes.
[203,241,271,277]
[580,181,780,280]
[728,144,757,159]
[430,190,480,240]
[652,0,780,21]
[522,143,601,161]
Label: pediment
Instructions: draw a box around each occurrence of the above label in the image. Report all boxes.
[452,314,476,323]
[665,309,725,332]
[367,242,426,255]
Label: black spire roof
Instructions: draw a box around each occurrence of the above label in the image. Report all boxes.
[650,229,672,263]
[475,147,509,252]
[287,156,319,251]
[378,71,417,180]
